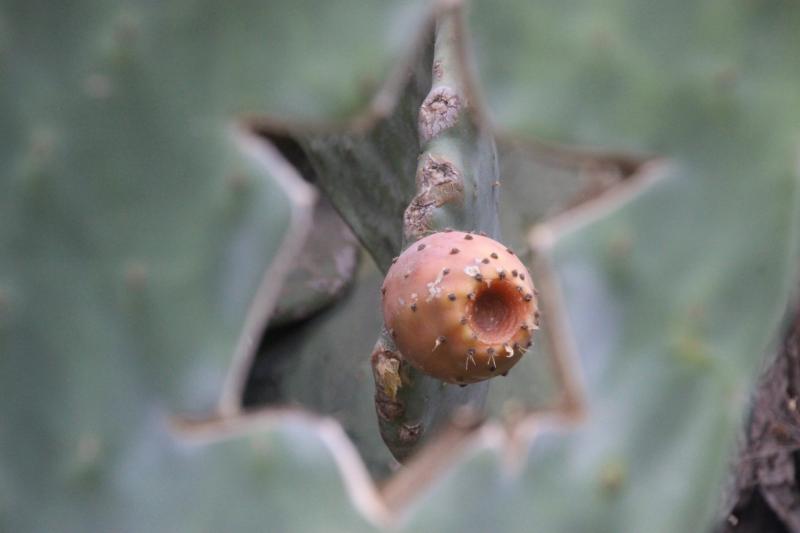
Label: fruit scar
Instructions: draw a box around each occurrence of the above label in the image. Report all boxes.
[381,231,539,385]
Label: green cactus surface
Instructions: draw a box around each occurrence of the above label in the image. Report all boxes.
[268,196,360,329]
[245,258,398,481]
[2,0,800,532]
[269,8,505,461]
[391,2,800,531]
[0,0,427,530]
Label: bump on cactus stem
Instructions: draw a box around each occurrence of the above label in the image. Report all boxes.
[419,86,462,142]
[404,154,465,243]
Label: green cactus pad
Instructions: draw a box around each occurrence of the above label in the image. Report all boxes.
[3,0,800,531]
[0,0,429,530]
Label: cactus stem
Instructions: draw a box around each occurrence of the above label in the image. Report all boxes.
[373,4,499,462]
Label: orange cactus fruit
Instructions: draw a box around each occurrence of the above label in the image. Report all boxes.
[381,231,539,385]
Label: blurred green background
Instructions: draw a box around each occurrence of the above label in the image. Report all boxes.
[1,0,799,531]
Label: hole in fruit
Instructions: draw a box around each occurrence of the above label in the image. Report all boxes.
[468,280,527,344]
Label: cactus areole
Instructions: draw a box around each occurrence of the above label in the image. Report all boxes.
[381,231,539,384]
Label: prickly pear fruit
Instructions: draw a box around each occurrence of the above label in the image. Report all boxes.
[382,231,538,384]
